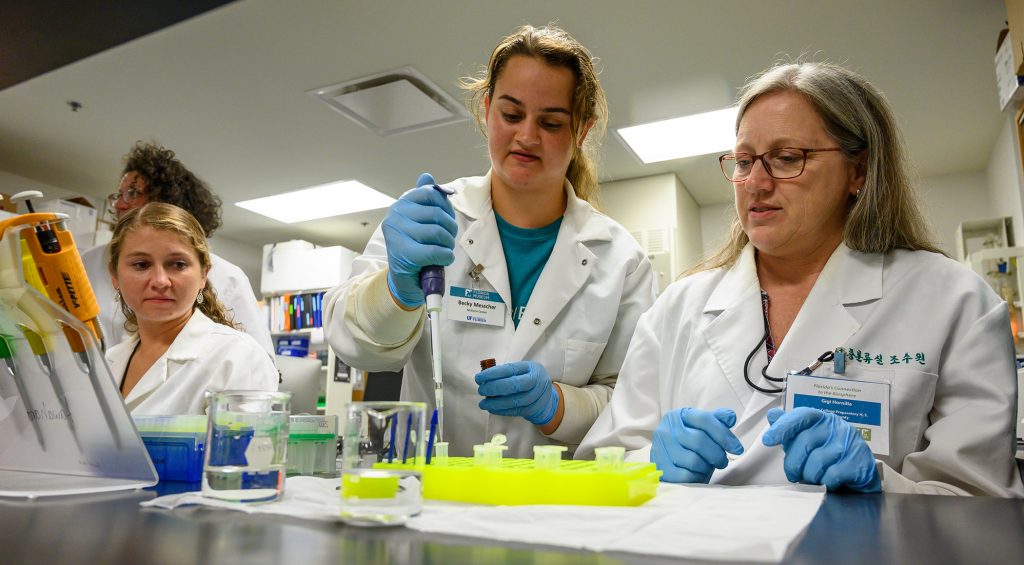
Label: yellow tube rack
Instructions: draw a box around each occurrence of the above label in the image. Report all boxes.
[375,457,661,506]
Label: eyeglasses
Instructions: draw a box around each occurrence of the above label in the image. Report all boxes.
[719,147,844,182]
[107,187,144,206]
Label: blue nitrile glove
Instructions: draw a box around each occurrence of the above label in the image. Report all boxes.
[475,361,559,425]
[651,407,744,483]
[382,173,457,308]
[762,407,881,493]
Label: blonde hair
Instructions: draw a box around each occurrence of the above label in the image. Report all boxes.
[461,24,608,205]
[107,202,238,333]
[689,61,942,276]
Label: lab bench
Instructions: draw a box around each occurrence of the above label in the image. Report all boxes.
[0,485,1021,565]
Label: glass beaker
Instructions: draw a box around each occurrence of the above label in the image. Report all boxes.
[340,401,426,526]
[201,390,291,503]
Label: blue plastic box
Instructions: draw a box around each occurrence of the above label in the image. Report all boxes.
[133,416,207,483]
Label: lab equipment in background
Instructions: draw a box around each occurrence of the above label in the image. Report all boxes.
[276,354,323,414]
[375,444,660,507]
[260,240,357,296]
[202,391,292,503]
[286,415,337,477]
[957,217,1024,354]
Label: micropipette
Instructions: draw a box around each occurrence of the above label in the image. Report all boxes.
[420,182,455,442]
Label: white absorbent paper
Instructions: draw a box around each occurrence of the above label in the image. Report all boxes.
[142,477,825,562]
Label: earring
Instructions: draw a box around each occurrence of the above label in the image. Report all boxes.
[114,289,121,303]
[196,292,204,305]
[854,188,862,200]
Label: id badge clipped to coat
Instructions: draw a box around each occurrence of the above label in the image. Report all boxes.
[446,286,506,327]
[783,358,892,456]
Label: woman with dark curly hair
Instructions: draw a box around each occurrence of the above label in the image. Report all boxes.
[82,142,274,356]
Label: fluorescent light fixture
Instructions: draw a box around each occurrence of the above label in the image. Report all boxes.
[617,106,739,164]
[236,180,394,224]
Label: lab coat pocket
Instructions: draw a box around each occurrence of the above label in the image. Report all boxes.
[562,339,606,386]
[888,368,938,461]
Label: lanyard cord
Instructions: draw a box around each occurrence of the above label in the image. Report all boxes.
[745,290,785,394]
[743,329,784,394]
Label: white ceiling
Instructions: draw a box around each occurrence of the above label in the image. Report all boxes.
[0,0,1009,252]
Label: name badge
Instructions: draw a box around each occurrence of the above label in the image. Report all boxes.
[784,372,891,456]
[446,286,505,327]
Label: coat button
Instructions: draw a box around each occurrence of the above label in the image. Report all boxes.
[468,239,474,245]
[581,259,588,266]
[533,318,541,325]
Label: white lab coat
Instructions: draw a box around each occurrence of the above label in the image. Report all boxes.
[82,242,274,356]
[325,172,657,458]
[578,243,1024,497]
[105,310,279,415]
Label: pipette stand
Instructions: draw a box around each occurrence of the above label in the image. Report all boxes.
[0,214,157,497]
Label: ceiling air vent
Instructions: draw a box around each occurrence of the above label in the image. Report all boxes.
[308,66,469,136]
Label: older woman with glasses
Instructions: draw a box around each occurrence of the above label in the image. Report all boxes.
[578,61,1024,497]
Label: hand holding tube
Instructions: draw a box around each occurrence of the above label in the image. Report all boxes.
[762,407,881,492]
[382,173,457,308]
[651,407,744,483]
[475,361,559,425]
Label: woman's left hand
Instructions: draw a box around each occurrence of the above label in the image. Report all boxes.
[762,407,881,492]
[475,361,558,425]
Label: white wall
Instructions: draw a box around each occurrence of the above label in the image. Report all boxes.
[986,113,1024,245]
[0,168,96,207]
[918,171,991,255]
[600,174,679,229]
[700,203,735,256]
[601,173,704,290]
[674,176,703,273]
[208,237,265,293]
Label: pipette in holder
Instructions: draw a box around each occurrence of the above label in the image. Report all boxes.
[420,182,455,442]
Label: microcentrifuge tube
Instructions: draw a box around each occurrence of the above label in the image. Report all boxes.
[533,445,568,470]
[594,446,626,472]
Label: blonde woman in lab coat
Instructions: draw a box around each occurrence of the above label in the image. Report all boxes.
[578,62,1024,497]
[105,203,278,414]
[325,25,656,458]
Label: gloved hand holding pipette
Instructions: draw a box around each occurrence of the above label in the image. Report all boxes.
[762,407,881,492]
[381,173,457,309]
[650,407,743,483]
[476,361,560,426]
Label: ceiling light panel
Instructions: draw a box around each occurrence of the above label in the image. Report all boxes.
[618,107,738,164]
[235,180,394,224]
[309,66,469,136]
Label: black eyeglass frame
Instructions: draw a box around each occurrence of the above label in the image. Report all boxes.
[107,187,145,206]
[719,147,844,182]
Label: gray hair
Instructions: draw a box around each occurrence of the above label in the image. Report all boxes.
[689,61,941,275]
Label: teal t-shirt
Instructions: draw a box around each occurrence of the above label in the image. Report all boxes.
[494,211,563,328]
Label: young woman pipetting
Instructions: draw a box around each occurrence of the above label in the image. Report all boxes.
[324,24,657,458]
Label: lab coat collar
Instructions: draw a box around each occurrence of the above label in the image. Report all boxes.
[701,242,883,419]
[106,310,216,407]
[450,170,613,244]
